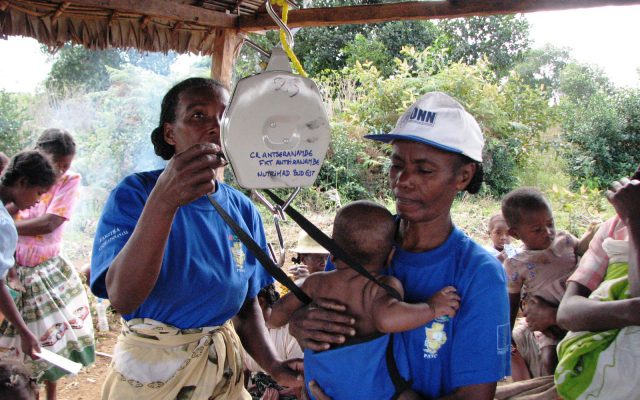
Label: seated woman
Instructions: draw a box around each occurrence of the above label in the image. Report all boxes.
[555,165,640,400]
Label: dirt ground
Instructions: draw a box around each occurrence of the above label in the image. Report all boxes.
[55,314,120,400]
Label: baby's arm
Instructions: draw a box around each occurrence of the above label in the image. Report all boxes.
[268,277,316,329]
[576,222,599,257]
[372,277,460,333]
[269,292,306,329]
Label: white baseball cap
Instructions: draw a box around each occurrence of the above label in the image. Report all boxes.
[365,92,484,162]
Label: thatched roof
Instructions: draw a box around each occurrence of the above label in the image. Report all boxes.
[2,0,640,56]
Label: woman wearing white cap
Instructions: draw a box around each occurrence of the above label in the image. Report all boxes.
[291,92,510,399]
[288,232,330,282]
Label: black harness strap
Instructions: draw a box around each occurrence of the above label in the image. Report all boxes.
[386,334,413,399]
[206,194,312,305]
[263,189,402,301]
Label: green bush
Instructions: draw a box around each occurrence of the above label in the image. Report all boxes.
[560,87,640,188]
[317,51,553,197]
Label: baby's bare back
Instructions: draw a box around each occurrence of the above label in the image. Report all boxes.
[305,270,389,338]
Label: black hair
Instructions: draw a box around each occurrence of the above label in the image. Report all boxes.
[501,187,551,228]
[1,150,57,189]
[35,128,76,157]
[0,359,38,400]
[453,154,483,194]
[151,77,228,160]
[487,213,506,232]
[257,284,280,307]
[332,200,395,267]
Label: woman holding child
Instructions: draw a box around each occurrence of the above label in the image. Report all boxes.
[90,77,302,399]
[292,92,511,399]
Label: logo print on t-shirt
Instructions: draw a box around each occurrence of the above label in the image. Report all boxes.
[230,235,246,271]
[423,318,448,358]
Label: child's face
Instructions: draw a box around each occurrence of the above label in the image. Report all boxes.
[489,220,511,251]
[509,208,555,251]
[13,182,49,210]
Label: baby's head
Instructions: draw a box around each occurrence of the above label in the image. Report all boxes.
[487,213,511,251]
[501,187,555,251]
[332,200,395,271]
[0,359,38,400]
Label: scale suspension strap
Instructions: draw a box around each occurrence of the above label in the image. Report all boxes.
[207,194,312,305]
[263,189,402,301]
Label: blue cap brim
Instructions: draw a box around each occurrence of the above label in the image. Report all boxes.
[364,133,464,156]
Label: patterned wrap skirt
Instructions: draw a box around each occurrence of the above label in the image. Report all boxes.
[0,255,96,381]
[102,318,251,400]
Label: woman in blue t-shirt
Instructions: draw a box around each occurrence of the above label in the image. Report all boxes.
[90,78,303,399]
[291,92,511,399]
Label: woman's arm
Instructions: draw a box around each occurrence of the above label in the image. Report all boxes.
[0,281,40,358]
[235,296,303,388]
[14,214,65,236]
[105,143,222,314]
[269,291,305,329]
[557,281,640,331]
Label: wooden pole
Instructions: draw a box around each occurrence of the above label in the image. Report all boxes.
[211,28,242,181]
[211,28,241,89]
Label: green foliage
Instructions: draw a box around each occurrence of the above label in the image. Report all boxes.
[545,184,611,237]
[318,48,553,197]
[559,63,614,104]
[512,44,572,99]
[558,63,639,188]
[0,90,33,154]
[73,66,172,188]
[437,15,531,77]
[45,44,125,97]
[123,49,178,76]
[342,34,394,76]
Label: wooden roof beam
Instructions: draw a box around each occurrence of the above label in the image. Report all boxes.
[239,0,640,31]
[69,0,238,28]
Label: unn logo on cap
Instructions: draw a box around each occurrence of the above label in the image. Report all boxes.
[408,107,437,126]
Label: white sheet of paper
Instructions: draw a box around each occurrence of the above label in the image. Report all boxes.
[35,348,82,374]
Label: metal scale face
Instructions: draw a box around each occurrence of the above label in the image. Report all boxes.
[221,47,331,189]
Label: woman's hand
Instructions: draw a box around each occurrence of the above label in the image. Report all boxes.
[153,143,227,209]
[19,330,41,360]
[267,358,304,388]
[288,298,355,351]
[606,176,640,226]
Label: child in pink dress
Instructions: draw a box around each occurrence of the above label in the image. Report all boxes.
[0,129,95,400]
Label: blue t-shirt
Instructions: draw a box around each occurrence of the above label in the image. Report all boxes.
[90,170,274,329]
[326,226,510,397]
[0,201,17,279]
[391,227,510,397]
